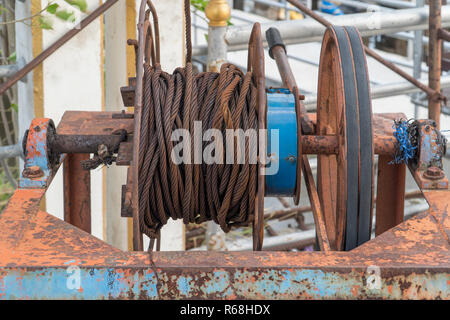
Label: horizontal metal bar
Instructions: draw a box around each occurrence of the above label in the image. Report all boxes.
[304,75,450,107]
[391,31,450,51]
[252,0,303,13]
[193,5,450,56]
[360,0,416,9]
[0,64,19,78]
[0,143,23,160]
[331,0,391,11]
[0,263,447,299]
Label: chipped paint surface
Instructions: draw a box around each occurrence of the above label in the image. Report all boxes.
[19,119,54,189]
[0,266,448,300]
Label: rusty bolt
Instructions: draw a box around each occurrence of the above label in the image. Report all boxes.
[22,166,44,179]
[423,166,445,180]
[286,155,296,163]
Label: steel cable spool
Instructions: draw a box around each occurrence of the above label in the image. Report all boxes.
[316,26,374,251]
[130,0,266,251]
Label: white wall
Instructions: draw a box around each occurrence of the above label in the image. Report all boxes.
[43,0,104,240]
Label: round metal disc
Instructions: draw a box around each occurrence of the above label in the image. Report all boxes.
[293,87,303,206]
[316,26,374,251]
[344,26,374,247]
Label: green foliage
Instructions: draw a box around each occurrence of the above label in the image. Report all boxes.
[191,0,233,26]
[7,51,16,63]
[39,0,88,30]
[39,16,53,30]
[55,9,76,22]
[191,0,208,12]
[10,103,18,113]
[46,3,59,14]
[64,0,88,13]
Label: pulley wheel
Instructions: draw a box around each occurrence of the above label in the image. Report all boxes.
[247,23,266,251]
[316,26,374,251]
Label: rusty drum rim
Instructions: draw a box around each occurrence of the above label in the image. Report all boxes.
[247,23,266,251]
[317,26,352,251]
[317,26,374,251]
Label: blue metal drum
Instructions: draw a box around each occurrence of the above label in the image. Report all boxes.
[265,88,298,196]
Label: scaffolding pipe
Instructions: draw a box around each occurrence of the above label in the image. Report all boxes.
[428,0,443,128]
[303,75,450,108]
[193,5,450,56]
[0,143,23,161]
[392,31,450,52]
[0,64,19,78]
[360,0,416,10]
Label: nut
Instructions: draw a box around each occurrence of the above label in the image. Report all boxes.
[22,166,44,179]
[423,166,445,180]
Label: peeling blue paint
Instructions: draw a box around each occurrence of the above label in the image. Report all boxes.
[0,267,448,299]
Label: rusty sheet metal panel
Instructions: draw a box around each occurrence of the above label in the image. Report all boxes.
[0,189,449,299]
[0,264,448,299]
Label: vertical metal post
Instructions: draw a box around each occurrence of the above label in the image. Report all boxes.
[64,154,91,234]
[413,0,425,118]
[375,155,406,236]
[283,0,289,20]
[15,0,34,169]
[204,0,231,250]
[205,0,230,72]
[428,0,442,128]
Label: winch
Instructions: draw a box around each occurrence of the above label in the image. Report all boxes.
[1,0,449,300]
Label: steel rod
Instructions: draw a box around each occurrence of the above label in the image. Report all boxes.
[360,0,415,9]
[0,64,19,78]
[429,0,443,128]
[0,143,23,160]
[303,76,450,108]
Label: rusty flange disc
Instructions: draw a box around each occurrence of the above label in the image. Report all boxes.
[247,23,266,251]
[316,26,374,251]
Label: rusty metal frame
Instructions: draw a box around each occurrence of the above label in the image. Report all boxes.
[0,110,448,299]
[0,0,448,300]
[0,183,448,299]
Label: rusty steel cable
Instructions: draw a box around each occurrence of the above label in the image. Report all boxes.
[137,1,259,239]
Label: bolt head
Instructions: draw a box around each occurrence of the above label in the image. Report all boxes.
[22,166,44,179]
[423,166,445,180]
